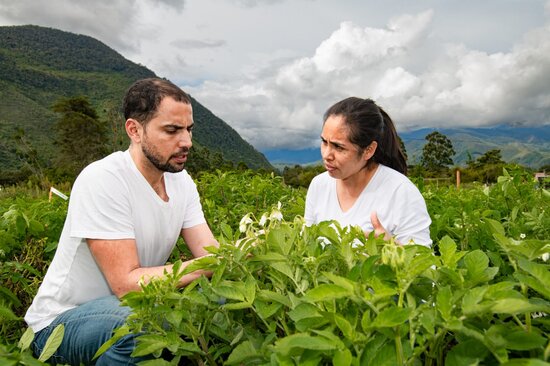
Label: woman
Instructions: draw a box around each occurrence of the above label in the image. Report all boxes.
[304,97,432,246]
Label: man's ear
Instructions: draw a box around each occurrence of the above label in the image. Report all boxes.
[125,119,142,143]
[363,141,378,161]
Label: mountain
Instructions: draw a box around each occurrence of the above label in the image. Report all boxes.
[399,125,550,168]
[0,25,272,177]
[262,125,550,169]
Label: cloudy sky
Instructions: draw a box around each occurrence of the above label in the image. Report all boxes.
[1,0,549,151]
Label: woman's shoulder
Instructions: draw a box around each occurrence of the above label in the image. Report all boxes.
[376,165,419,191]
[309,171,332,187]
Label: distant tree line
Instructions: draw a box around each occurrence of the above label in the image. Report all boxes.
[3,95,544,189]
[282,130,540,189]
[3,96,251,187]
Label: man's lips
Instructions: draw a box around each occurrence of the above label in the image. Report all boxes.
[172,153,188,163]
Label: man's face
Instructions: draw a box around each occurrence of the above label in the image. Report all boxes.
[140,97,193,173]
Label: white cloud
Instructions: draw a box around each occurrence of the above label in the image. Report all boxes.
[0,0,185,52]
[186,7,550,150]
[1,0,548,151]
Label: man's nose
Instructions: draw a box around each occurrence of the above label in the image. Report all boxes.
[179,130,192,148]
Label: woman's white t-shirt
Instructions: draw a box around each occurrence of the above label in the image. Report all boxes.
[304,165,432,246]
[25,150,206,332]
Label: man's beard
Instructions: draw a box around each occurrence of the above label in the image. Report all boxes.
[142,140,188,173]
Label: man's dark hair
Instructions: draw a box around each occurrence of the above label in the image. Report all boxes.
[123,78,191,127]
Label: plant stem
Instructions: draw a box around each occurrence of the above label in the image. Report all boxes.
[395,328,404,365]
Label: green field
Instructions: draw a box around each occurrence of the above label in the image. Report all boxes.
[1,168,549,365]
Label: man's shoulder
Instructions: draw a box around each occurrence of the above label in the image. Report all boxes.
[74,151,129,187]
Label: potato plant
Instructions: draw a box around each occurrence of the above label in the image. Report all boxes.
[120,201,549,365]
[1,168,549,365]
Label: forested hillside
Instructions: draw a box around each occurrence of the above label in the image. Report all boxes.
[0,25,272,180]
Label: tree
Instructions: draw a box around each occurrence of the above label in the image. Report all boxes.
[463,149,506,183]
[468,149,505,169]
[52,96,108,180]
[420,131,455,173]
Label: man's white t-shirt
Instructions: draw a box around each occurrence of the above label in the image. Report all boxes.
[304,165,432,246]
[25,150,206,332]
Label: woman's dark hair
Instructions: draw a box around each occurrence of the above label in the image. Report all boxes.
[123,78,191,127]
[323,97,407,175]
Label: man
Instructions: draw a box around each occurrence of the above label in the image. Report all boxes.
[25,78,218,365]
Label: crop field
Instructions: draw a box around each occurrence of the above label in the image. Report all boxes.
[1,168,549,365]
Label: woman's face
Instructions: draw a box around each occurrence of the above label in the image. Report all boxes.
[320,114,372,181]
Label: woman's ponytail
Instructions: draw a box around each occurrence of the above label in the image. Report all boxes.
[375,106,407,175]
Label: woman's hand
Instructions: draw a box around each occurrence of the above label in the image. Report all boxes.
[366,211,391,241]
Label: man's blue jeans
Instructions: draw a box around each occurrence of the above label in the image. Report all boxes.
[31,295,147,365]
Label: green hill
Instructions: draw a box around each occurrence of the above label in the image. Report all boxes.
[0,25,272,178]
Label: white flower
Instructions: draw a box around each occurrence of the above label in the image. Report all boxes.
[542,253,549,262]
[270,209,283,221]
[239,213,253,233]
[259,213,268,227]
[520,233,526,239]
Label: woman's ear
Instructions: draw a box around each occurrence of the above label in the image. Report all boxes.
[364,141,378,160]
[125,119,142,143]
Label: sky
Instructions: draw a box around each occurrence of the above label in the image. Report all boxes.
[1,0,549,151]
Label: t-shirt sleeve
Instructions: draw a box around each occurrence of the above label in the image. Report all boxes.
[69,164,134,240]
[304,177,319,226]
[181,175,206,229]
[392,183,432,247]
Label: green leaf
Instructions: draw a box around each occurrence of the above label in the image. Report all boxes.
[304,284,351,302]
[38,324,65,362]
[370,307,412,328]
[268,261,295,281]
[0,304,19,321]
[500,359,550,366]
[461,286,490,315]
[211,260,226,286]
[491,298,550,314]
[138,359,173,366]
[333,348,352,366]
[484,218,506,236]
[28,219,44,236]
[18,327,34,351]
[437,286,453,321]
[289,303,322,322]
[322,272,355,292]
[212,284,245,301]
[502,329,547,351]
[93,325,130,360]
[273,333,338,356]
[257,289,292,307]
[334,314,354,339]
[165,311,182,328]
[220,222,233,241]
[222,301,252,310]
[445,339,489,366]
[514,274,550,300]
[226,340,259,365]
[254,299,282,320]
[463,249,489,280]
[244,275,256,303]
[517,258,550,299]
[267,226,294,255]
[132,335,168,357]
